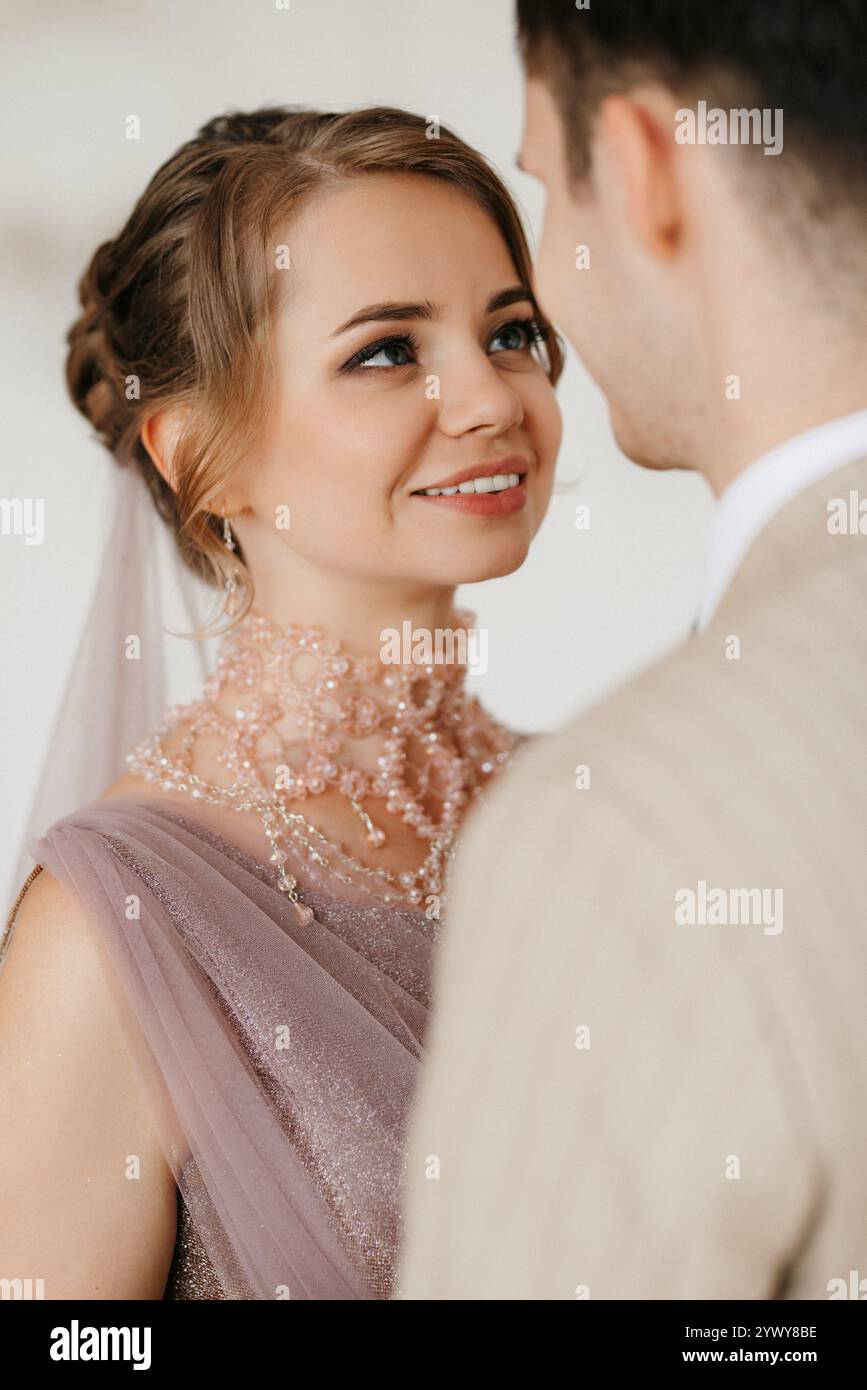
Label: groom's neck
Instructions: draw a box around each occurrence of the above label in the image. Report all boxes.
[702,314,867,497]
[682,181,867,496]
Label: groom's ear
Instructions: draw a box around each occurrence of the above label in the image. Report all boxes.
[594,90,683,260]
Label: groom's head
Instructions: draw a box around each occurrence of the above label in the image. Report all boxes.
[516,1,867,479]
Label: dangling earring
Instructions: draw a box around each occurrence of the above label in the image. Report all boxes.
[221,512,239,616]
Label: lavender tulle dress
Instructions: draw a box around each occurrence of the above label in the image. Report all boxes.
[3,794,441,1299]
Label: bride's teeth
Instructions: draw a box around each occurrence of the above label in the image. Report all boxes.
[420,472,523,496]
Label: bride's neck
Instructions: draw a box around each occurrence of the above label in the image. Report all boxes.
[244,571,462,662]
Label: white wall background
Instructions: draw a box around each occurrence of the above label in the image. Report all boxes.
[0,0,712,897]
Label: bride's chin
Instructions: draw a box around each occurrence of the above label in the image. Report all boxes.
[402,516,536,584]
[454,542,533,584]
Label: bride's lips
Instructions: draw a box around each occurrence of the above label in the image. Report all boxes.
[412,479,528,517]
[410,456,530,517]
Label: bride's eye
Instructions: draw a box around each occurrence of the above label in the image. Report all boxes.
[489,317,548,356]
[342,332,420,373]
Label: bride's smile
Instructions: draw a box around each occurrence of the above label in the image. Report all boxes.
[409,455,529,515]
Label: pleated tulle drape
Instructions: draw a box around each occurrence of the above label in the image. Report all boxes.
[26,796,440,1299]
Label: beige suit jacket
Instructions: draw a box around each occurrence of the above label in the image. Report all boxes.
[397,455,867,1300]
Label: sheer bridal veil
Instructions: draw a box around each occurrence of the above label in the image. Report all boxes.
[7,463,219,906]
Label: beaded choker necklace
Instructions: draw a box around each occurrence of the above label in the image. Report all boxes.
[125,606,519,925]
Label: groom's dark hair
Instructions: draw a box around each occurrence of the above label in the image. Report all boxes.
[516,0,867,211]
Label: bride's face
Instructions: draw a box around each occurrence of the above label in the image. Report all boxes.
[232,172,562,588]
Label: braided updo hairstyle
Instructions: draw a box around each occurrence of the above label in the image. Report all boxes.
[65,104,564,637]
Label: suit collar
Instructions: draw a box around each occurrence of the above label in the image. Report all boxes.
[706,451,867,631]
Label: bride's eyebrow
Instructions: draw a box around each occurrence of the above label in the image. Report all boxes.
[330,286,536,339]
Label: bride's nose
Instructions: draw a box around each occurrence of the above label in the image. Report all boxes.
[433,351,525,439]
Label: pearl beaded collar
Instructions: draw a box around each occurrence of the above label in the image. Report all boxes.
[125,606,519,924]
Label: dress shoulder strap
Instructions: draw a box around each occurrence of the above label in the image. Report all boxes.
[1,862,46,965]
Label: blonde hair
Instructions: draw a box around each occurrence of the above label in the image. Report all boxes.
[65,105,565,637]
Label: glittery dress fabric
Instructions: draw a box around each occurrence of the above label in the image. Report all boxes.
[24,795,440,1300]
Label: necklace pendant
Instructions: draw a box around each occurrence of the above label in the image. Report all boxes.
[278,870,315,926]
[291,899,315,927]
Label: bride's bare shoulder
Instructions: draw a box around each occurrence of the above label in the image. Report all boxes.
[96,718,201,806]
[5,713,214,961]
[96,768,160,803]
[92,723,268,862]
[1,837,177,1297]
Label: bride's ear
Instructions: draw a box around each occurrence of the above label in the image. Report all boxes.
[140,405,190,492]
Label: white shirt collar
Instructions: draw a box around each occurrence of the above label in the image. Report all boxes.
[697,407,867,631]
